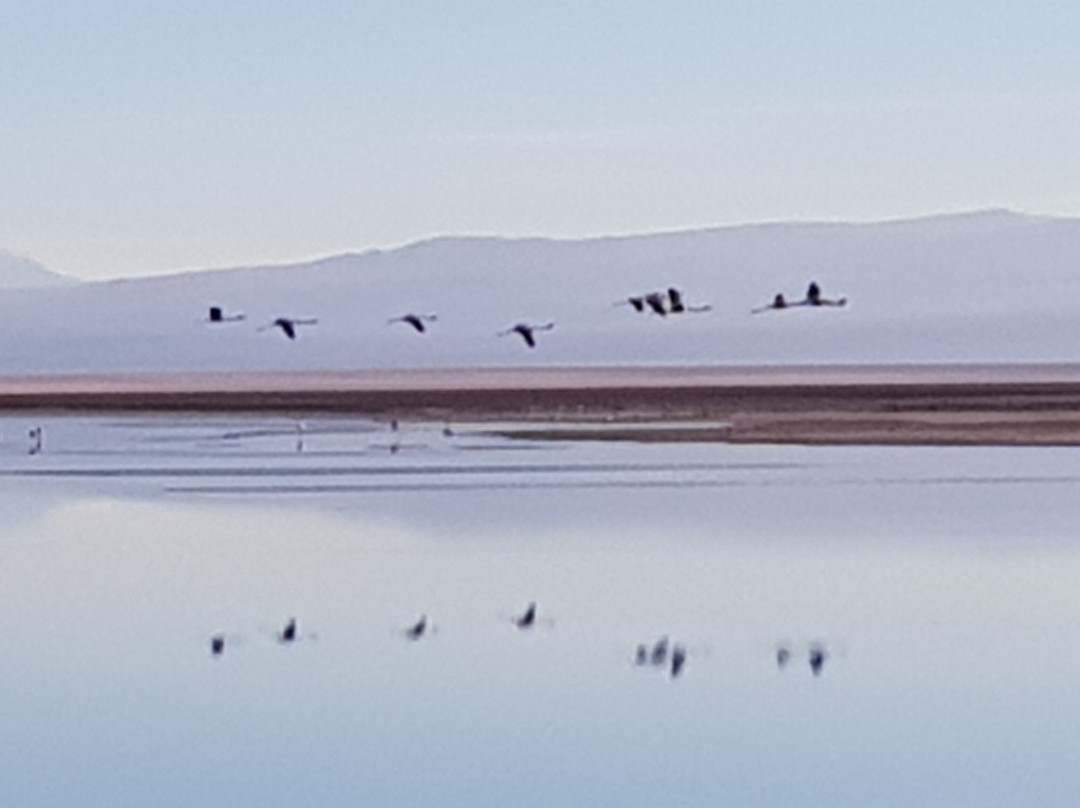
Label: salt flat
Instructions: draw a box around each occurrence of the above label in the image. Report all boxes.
[3,414,1080,807]
[4,364,1080,444]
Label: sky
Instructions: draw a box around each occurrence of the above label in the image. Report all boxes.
[3,1,1080,280]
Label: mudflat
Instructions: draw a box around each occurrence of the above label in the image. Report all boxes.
[4,364,1080,445]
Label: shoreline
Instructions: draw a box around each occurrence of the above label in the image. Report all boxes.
[5,364,1080,445]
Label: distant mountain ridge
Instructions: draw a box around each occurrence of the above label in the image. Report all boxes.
[3,210,1080,373]
[0,251,75,288]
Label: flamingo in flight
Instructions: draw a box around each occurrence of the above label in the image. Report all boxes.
[499,322,554,348]
[800,281,847,307]
[621,288,710,316]
[644,292,668,315]
[389,313,437,333]
[753,282,847,313]
[260,316,318,340]
[205,306,245,323]
[616,295,647,312]
[752,293,789,314]
[665,287,711,314]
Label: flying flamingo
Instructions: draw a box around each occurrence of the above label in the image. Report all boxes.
[616,295,647,312]
[499,322,554,348]
[260,316,318,340]
[644,292,668,315]
[800,281,847,307]
[389,313,437,333]
[752,293,789,314]
[205,306,245,323]
[665,287,711,314]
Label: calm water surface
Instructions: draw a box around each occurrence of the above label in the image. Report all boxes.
[2,416,1079,807]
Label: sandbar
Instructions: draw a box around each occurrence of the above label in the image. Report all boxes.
[4,364,1080,445]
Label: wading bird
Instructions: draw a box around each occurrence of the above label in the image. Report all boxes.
[809,644,827,676]
[210,634,226,657]
[205,306,245,323]
[389,313,437,333]
[27,427,42,455]
[499,322,554,349]
[260,317,318,340]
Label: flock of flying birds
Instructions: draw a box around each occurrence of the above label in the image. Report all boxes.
[211,602,830,681]
[203,280,848,348]
[202,279,846,676]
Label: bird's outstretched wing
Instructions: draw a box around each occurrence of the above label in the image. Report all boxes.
[645,292,667,315]
[667,287,685,313]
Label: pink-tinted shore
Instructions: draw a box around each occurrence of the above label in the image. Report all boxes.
[4,364,1080,445]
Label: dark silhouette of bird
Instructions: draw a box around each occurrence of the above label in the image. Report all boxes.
[206,306,245,323]
[260,317,318,340]
[776,645,792,670]
[667,287,687,313]
[28,426,42,455]
[644,292,668,316]
[649,635,670,666]
[619,291,658,314]
[670,643,688,678]
[666,287,712,314]
[800,281,847,307]
[278,617,298,644]
[634,643,649,665]
[499,322,554,348]
[752,293,790,314]
[389,313,437,333]
[514,602,538,629]
[210,634,226,657]
[615,295,650,313]
[404,614,428,641]
[809,644,827,676]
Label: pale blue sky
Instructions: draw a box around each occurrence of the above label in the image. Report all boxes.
[3,1,1080,279]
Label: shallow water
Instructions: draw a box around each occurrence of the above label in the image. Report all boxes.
[2,416,1080,807]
